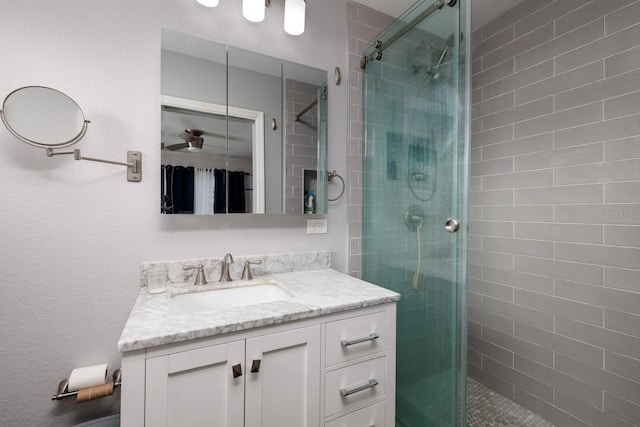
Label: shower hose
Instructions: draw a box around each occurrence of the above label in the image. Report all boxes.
[412,220,423,291]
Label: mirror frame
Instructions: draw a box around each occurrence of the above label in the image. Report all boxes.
[162,95,266,213]
[161,29,329,215]
[0,85,89,149]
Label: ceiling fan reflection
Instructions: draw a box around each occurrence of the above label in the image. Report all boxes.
[162,128,233,152]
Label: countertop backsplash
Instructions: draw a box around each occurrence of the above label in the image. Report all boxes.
[140,250,331,288]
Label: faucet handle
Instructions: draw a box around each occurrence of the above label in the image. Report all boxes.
[183,264,207,285]
[241,259,263,281]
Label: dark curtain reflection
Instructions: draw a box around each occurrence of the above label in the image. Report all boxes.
[228,171,246,213]
[163,165,194,214]
[162,166,246,214]
[214,168,226,214]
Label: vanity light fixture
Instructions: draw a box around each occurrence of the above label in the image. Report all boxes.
[243,0,266,22]
[196,0,219,7]
[283,0,306,35]
[199,0,306,35]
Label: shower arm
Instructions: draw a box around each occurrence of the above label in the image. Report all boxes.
[434,46,448,69]
[360,0,456,68]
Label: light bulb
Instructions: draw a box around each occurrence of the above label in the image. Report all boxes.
[284,0,305,35]
[196,0,219,7]
[243,0,265,22]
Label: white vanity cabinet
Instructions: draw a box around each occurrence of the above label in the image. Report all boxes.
[145,339,246,426]
[323,309,394,427]
[120,304,396,427]
[244,326,321,426]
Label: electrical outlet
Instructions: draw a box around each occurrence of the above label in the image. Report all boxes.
[307,219,328,234]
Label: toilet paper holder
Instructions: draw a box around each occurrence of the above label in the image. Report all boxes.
[52,368,122,401]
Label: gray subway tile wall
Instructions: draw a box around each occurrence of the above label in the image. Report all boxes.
[606,44,640,76]
[471,0,640,425]
[514,61,604,105]
[285,79,320,214]
[347,2,395,277]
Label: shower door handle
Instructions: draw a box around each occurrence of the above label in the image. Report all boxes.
[444,218,460,233]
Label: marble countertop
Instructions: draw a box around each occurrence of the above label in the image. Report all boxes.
[118,268,400,352]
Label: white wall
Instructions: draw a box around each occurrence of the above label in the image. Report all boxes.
[0,1,348,425]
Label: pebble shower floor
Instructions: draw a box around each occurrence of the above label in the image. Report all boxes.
[466,378,554,427]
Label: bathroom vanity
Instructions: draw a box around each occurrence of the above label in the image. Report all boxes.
[118,253,399,426]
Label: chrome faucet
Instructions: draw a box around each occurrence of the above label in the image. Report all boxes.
[219,253,234,282]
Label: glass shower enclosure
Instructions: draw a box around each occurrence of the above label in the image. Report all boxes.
[361,0,469,425]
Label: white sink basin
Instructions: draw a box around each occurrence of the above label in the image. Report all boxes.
[170,281,293,315]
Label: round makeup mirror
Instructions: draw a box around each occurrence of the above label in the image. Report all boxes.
[0,86,89,148]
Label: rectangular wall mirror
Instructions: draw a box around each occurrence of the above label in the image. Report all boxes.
[161,29,328,215]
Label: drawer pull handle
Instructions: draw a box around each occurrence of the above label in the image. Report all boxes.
[251,359,261,373]
[340,379,379,397]
[232,364,242,378]
[341,333,380,347]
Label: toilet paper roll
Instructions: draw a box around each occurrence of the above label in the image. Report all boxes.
[76,382,115,403]
[68,364,108,392]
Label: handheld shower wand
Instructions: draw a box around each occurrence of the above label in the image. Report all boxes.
[405,205,426,291]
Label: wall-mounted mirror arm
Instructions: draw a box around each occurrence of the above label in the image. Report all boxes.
[46,148,142,182]
[1,86,142,182]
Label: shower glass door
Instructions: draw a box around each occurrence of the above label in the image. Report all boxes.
[362,1,469,426]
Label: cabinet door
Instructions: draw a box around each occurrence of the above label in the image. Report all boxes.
[145,340,245,427]
[245,325,321,427]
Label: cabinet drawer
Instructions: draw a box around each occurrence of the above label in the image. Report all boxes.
[325,401,385,427]
[325,356,386,417]
[326,311,386,366]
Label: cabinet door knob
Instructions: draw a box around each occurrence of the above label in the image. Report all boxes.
[232,363,243,378]
[250,359,261,373]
